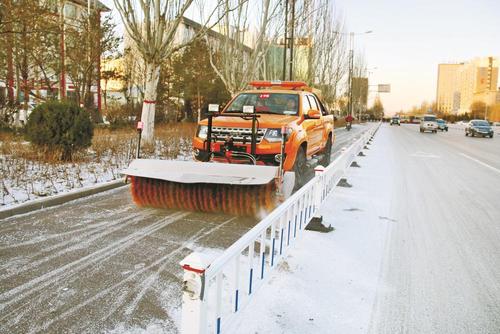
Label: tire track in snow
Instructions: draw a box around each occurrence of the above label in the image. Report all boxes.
[122,218,233,318]
[0,211,189,316]
[0,211,147,280]
[34,217,236,333]
[0,206,132,250]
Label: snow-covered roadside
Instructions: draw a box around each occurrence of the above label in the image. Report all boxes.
[233,127,395,333]
[0,139,193,209]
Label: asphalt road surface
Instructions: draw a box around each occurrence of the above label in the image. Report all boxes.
[0,123,369,334]
[369,124,500,334]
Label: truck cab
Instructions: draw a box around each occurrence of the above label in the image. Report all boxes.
[192,81,335,188]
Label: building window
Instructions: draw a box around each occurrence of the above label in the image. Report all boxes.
[64,3,77,18]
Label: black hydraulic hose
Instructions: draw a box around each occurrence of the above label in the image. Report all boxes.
[251,113,257,156]
[206,112,213,154]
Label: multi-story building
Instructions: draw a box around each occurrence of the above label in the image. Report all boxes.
[436,63,462,114]
[118,16,255,114]
[436,57,499,115]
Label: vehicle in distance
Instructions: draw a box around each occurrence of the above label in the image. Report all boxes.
[390,117,401,126]
[436,119,448,131]
[193,81,335,188]
[465,120,494,138]
[420,114,438,133]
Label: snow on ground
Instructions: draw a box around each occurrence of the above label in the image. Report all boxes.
[0,138,193,209]
[233,128,393,333]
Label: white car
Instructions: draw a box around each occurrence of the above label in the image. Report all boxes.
[420,114,438,133]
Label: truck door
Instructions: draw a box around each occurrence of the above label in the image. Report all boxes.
[301,94,318,156]
[306,94,324,154]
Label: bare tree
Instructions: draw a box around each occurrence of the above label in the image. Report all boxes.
[113,0,226,143]
[293,0,348,111]
[351,52,368,118]
[206,0,282,96]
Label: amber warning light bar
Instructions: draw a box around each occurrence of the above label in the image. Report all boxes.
[249,80,310,90]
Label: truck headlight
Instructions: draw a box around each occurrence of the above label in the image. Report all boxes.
[265,128,282,142]
[265,128,292,143]
[197,125,208,139]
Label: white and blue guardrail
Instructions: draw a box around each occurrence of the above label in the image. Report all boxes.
[179,123,380,334]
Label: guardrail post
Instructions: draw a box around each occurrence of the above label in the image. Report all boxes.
[305,166,334,232]
[313,165,325,219]
[180,253,210,334]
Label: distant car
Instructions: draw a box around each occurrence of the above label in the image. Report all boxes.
[465,120,494,138]
[436,119,448,131]
[390,117,401,126]
[420,114,438,133]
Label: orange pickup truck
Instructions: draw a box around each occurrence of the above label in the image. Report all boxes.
[192,81,335,188]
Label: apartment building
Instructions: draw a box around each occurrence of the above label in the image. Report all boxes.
[119,17,254,105]
[436,63,462,113]
[436,57,499,114]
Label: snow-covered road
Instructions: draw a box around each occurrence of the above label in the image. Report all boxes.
[0,191,256,333]
[370,124,500,333]
[0,124,369,333]
[237,123,500,334]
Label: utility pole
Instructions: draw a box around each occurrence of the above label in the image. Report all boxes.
[96,4,102,115]
[282,0,288,81]
[348,32,354,117]
[59,0,66,100]
[5,0,15,105]
[346,31,372,117]
[305,0,313,82]
[288,0,295,81]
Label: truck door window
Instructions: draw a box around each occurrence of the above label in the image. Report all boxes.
[307,95,321,114]
[301,94,311,114]
[314,95,328,116]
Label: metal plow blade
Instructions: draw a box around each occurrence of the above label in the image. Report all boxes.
[122,160,289,216]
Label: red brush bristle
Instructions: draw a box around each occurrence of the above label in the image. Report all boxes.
[129,176,278,216]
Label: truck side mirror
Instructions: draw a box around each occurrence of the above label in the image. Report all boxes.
[306,109,321,119]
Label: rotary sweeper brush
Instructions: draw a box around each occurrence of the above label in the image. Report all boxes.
[122,160,294,216]
[122,102,295,217]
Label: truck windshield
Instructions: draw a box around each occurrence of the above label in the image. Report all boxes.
[224,93,299,115]
[424,116,436,121]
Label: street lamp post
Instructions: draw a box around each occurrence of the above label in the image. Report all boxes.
[361,67,378,120]
[347,30,372,118]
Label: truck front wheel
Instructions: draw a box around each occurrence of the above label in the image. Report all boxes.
[194,149,211,162]
[293,147,307,191]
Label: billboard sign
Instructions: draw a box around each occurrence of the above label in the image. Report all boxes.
[378,84,391,93]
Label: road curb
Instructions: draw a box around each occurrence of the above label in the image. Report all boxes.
[0,179,127,220]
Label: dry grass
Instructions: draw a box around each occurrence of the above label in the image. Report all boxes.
[0,122,197,163]
[0,122,197,206]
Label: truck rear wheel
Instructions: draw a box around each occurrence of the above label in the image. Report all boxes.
[293,147,307,191]
[321,136,332,166]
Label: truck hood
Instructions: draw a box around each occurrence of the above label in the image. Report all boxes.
[200,113,299,128]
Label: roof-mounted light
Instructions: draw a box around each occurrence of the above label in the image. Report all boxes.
[248,81,310,90]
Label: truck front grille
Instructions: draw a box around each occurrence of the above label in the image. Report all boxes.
[211,127,267,144]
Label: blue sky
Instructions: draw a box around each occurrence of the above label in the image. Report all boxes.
[334,0,500,113]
